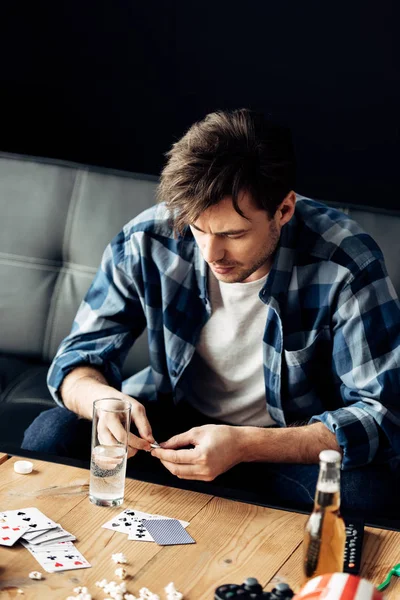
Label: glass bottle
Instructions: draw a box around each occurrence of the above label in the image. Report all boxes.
[302,449,346,584]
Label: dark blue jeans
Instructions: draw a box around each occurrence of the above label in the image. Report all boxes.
[22,403,399,523]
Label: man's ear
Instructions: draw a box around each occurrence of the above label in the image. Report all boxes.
[276,191,296,227]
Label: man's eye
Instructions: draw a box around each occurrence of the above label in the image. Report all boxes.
[225,233,244,239]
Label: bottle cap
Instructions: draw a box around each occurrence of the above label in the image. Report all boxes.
[14,460,33,474]
[319,450,341,463]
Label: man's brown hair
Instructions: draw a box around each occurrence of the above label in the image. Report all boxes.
[157,108,296,233]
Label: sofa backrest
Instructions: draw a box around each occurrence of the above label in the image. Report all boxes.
[0,152,399,378]
[0,153,156,375]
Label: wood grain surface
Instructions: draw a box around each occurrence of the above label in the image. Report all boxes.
[0,456,399,599]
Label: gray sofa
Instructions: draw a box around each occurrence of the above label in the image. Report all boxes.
[1,151,400,453]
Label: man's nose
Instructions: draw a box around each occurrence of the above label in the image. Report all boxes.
[201,235,225,263]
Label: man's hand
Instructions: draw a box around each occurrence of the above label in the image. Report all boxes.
[150,424,244,481]
[150,421,342,480]
[96,397,155,459]
[60,366,155,458]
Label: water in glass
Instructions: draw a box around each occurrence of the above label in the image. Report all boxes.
[89,444,127,507]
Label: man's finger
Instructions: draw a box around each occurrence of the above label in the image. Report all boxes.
[98,411,149,452]
[159,460,215,481]
[107,414,129,446]
[159,460,205,480]
[127,447,139,459]
[130,403,154,444]
[159,429,196,449]
[128,431,151,452]
[97,419,118,446]
[151,448,197,464]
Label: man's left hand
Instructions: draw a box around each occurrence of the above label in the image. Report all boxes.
[150,424,244,481]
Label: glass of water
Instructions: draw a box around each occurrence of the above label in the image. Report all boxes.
[89,398,131,507]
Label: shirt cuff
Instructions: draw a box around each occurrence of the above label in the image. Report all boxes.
[309,404,380,469]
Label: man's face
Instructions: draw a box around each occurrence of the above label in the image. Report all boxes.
[189,191,293,283]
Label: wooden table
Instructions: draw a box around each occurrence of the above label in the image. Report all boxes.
[0,453,399,599]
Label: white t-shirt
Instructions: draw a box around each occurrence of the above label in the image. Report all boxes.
[186,270,276,427]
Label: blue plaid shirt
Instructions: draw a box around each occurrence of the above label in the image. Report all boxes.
[48,196,400,469]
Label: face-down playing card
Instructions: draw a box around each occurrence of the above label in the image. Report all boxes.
[141,519,195,545]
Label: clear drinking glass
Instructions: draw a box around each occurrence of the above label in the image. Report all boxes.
[89,398,131,507]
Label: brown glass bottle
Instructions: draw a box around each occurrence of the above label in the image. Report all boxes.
[302,450,346,584]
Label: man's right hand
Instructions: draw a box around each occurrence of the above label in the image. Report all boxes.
[96,394,154,458]
[60,366,155,457]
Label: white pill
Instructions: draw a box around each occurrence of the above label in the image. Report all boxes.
[14,461,33,474]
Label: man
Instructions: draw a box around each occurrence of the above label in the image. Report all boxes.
[23,109,400,515]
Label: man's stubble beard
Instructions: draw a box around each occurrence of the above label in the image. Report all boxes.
[212,221,280,284]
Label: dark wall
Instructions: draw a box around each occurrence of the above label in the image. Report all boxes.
[1,1,399,208]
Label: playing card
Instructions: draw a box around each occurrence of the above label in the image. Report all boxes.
[0,508,58,534]
[128,519,155,542]
[26,545,91,572]
[127,511,190,541]
[22,528,54,541]
[28,525,75,545]
[102,508,189,541]
[140,511,190,529]
[34,539,75,549]
[22,522,62,542]
[102,510,155,541]
[102,509,137,533]
[0,524,29,547]
[20,539,75,553]
[141,518,195,545]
